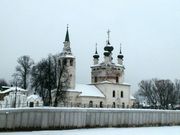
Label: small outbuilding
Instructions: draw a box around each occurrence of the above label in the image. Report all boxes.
[26,94,43,107]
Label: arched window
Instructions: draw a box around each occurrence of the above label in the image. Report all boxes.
[89,101,93,107]
[63,59,67,66]
[95,77,97,83]
[122,102,125,108]
[113,102,116,108]
[121,91,123,98]
[116,76,119,83]
[70,59,73,66]
[100,101,103,108]
[113,90,116,97]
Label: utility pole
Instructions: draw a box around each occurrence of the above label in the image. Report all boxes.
[14,81,17,108]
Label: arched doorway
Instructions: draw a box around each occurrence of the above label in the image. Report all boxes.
[100,101,103,108]
[122,102,125,108]
[89,101,93,107]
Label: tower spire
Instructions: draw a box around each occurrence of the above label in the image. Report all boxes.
[107,29,110,45]
[120,43,122,54]
[65,24,70,42]
[95,43,98,54]
[62,25,72,55]
[93,43,99,65]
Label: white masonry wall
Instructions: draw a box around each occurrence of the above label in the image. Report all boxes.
[0,108,180,131]
[95,83,131,107]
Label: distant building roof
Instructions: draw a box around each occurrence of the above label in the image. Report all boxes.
[0,87,27,94]
[27,94,41,101]
[130,96,136,100]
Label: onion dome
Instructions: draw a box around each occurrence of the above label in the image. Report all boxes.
[117,43,124,59]
[118,54,124,59]
[104,50,110,57]
[104,44,114,52]
[93,43,100,59]
[93,54,99,59]
[104,29,114,52]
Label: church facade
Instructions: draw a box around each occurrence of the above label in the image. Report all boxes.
[56,27,134,108]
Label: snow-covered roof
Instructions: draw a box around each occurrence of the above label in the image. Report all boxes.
[27,94,41,101]
[91,62,124,68]
[115,63,125,67]
[99,81,113,84]
[67,84,105,98]
[1,86,11,89]
[0,87,28,94]
[59,54,75,58]
[120,82,131,86]
[95,81,130,86]
[130,96,136,100]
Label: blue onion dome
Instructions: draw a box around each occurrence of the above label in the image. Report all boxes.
[104,50,110,56]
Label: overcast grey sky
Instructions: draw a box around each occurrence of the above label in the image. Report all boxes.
[0,0,180,93]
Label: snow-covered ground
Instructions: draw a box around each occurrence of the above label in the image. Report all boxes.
[0,126,179,135]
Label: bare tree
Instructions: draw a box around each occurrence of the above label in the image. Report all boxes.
[31,55,57,106]
[15,55,34,89]
[30,54,70,107]
[31,59,47,104]
[0,78,8,89]
[137,79,179,109]
[154,79,175,109]
[138,80,158,107]
[53,58,69,107]
[174,79,180,104]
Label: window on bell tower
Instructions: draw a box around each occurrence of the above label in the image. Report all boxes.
[95,77,97,83]
[63,59,67,66]
[113,90,115,97]
[70,59,73,66]
[116,76,119,83]
[121,91,123,98]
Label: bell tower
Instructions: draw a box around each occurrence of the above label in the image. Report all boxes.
[58,25,76,89]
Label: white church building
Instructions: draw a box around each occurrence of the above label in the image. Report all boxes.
[54,27,135,108]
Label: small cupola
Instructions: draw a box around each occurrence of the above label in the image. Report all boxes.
[117,44,124,65]
[117,43,124,59]
[93,43,100,59]
[93,43,100,65]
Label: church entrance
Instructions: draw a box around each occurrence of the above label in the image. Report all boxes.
[89,101,93,107]
[29,102,34,107]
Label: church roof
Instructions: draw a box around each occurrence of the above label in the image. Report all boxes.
[67,84,105,98]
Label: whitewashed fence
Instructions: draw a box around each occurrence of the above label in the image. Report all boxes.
[0,107,180,131]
